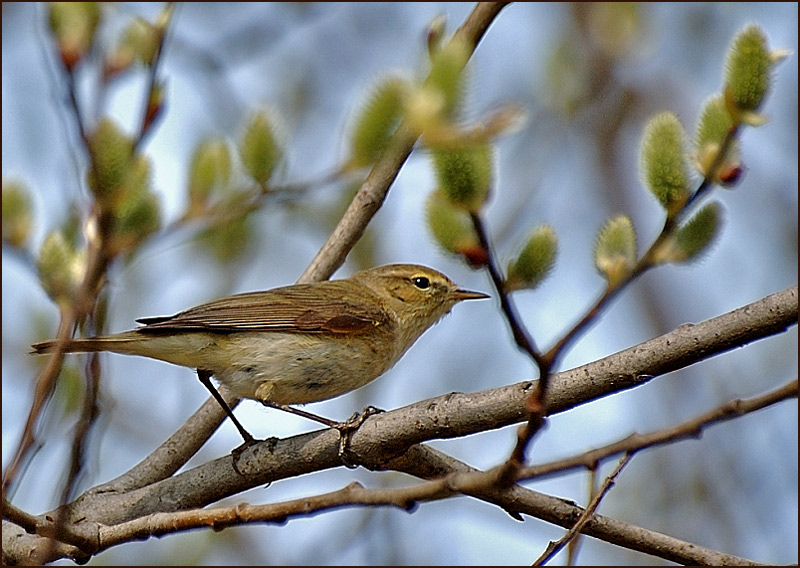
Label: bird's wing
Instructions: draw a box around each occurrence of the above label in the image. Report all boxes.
[135,281,390,334]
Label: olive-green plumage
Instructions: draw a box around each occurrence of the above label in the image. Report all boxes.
[32,264,488,407]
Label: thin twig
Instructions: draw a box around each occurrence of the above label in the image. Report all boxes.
[469,212,544,368]
[543,124,744,368]
[469,211,551,480]
[534,454,632,566]
[517,378,799,482]
[1,308,75,495]
[299,2,511,284]
[132,3,174,153]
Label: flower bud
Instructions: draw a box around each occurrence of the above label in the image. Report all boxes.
[425,37,470,120]
[640,112,691,217]
[594,215,637,286]
[425,189,480,257]
[724,25,772,123]
[694,95,741,184]
[37,231,82,303]
[426,14,447,58]
[87,118,134,202]
[2,180,34,248]
[348,77,409,168]
[48,2,101,70]
[105,17,157,77]
[673,202,722,262]
[430,143,492,212]
[111,156,161,251]
[239,111,282,186]
[188,138,232,214]
[142,80,167,136]
[717,163,745,188]
[654,202,722,264]
[505,225,558,292]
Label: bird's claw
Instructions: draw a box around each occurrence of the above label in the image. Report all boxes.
[333,406,384,468]
[231,436,278,475]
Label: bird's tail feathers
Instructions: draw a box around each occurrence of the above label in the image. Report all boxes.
[30,333,141,355]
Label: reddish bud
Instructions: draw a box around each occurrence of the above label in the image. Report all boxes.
[459,244,490,268]
[718,163,745,188]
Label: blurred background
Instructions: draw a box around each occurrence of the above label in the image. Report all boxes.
[2,3,797,565]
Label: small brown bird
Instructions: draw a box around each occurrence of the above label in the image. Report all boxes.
[32,264,488,446]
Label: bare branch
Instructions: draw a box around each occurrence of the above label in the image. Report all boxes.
[3,287,794,564]
[519,379,798,482]
[387,445,770,566]
[533,454,632,566]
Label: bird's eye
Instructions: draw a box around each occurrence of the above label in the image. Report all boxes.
[412,276,431,290]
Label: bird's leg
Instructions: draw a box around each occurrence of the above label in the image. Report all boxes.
[259,400,340,428]
[196,369,257,453]
[258,396,383,467]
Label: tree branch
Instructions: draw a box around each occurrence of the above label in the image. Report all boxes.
[518,378,798,482]
[533,454,632,566]
[3,286,795,564]
[299,2,510,284]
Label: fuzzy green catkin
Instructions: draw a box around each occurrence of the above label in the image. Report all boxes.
[113,156,160,248]
[2,181,33,248]
[426,38,470,119]
[48,2,101,69]
[673,202,722,262]
[349,77,409,168]
[506,225,558,292]
[188,139,232,211]
[38,231,80,303]
[425,189,478,255]
[239,111,282,185]
[431,143,492,212]
[724,25,771,115]
[641,112,690,216]
[87,118,134,202]
[594,215,637,286]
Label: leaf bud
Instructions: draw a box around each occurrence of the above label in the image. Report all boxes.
[348,77,409,168]
[640,112,691,217]
[724,25,772,123]
[594,215,637,286]
[505,225,558,292]
[239,111,283,186]
[430,143,492,212]
[2,180,34,248]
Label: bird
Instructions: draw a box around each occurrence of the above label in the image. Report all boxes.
[31,264,489,450]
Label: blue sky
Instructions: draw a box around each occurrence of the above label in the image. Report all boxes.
[3,3,797,565]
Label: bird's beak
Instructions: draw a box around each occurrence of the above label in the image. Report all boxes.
[452,288,490,301]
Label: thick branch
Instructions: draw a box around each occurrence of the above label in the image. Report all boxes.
[3,286,795,564]
[8,374,791,566]
[386,445,769,566]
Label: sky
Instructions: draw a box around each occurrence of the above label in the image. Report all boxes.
[2,3,797,565]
